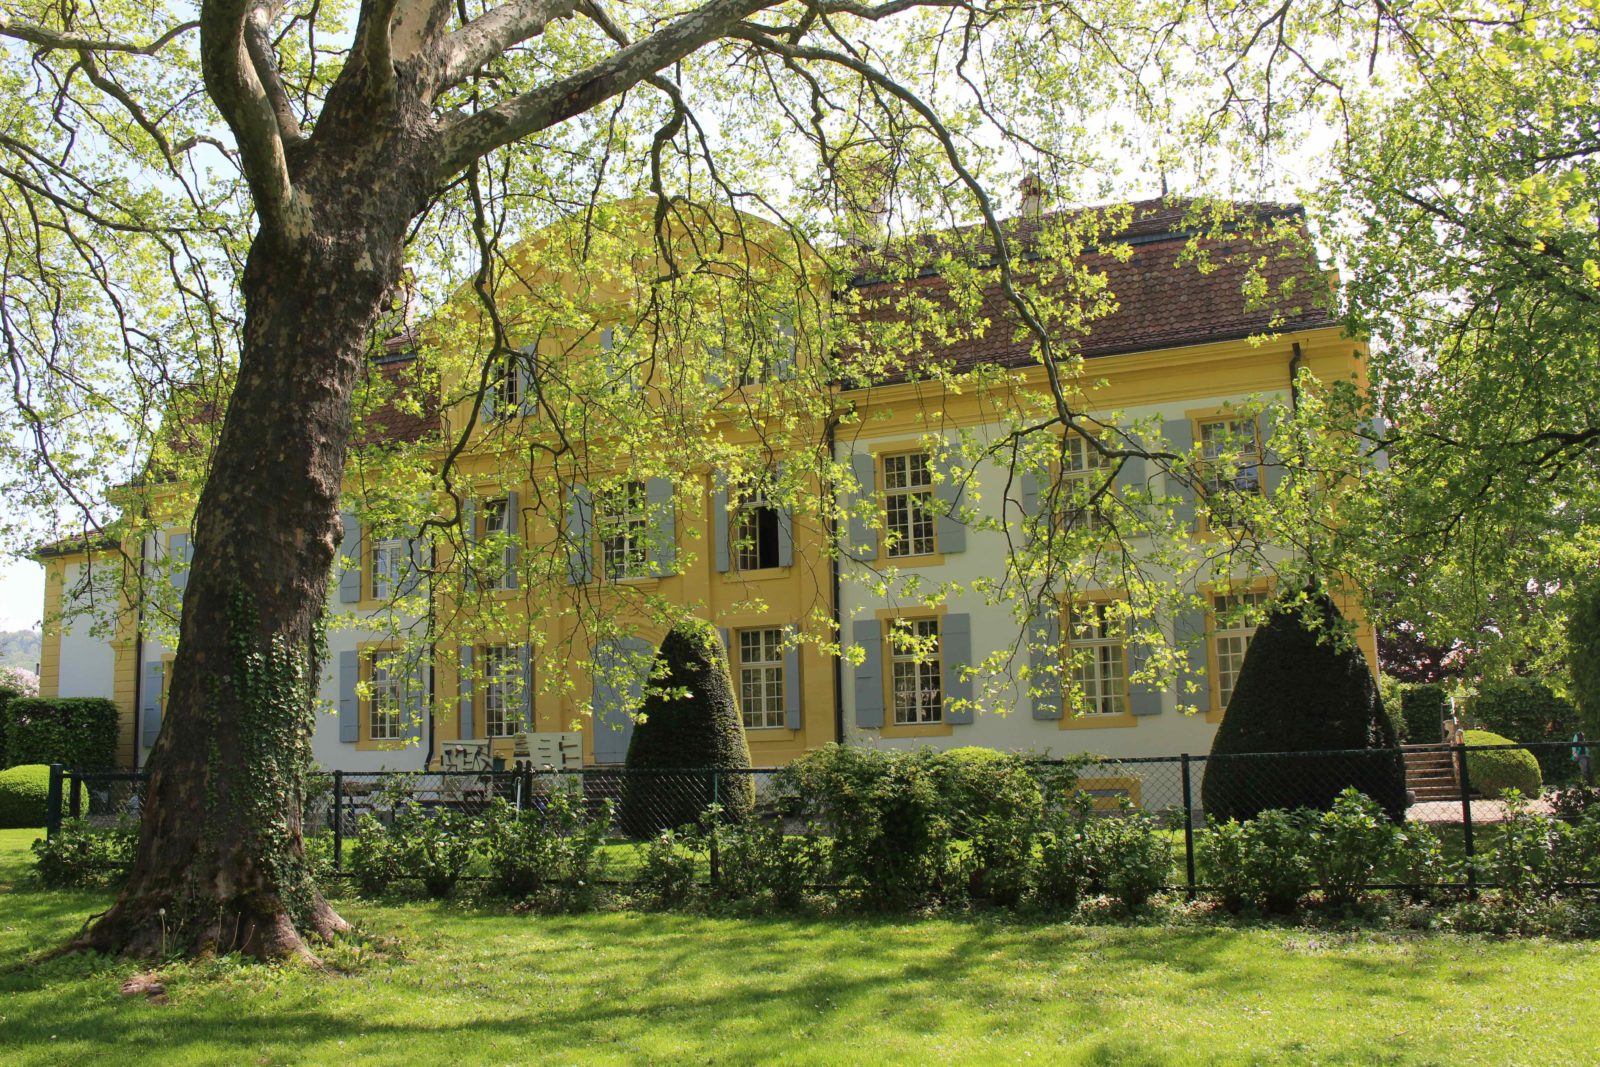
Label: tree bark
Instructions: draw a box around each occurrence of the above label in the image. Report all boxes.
[78,144,421,960]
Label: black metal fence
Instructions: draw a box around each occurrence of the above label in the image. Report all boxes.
[42,739,1597,896]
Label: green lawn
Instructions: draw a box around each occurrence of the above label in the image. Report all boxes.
[3,827,1599,1066]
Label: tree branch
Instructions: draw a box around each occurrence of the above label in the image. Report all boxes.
[199,0,304,238]
[432,0,579,97]
[430,0,775,181]
[245,2,304,142]
[0,14,199,55]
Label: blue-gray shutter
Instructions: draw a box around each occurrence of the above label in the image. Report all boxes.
[1127,636,1163,717]
[503,489,521,589]
[1175,607,1211,713]
[1027,601,1062,720]
[565,485,593,584]
[852,619,884,728]
[169,533,191,592]
[942,613,974,724]
[1162,419,1196,530]
[458,646,475,738]
[1370,415,1391,472]
[519,643,534,728]
[713,473,732,572]
[404,655,426,743]
[646,477,676,575]
[846,452,877,560]
[141,661,164,747]
[518,346,537,416]
[783,626,802,730]
[479,363,497,422]
[1020,470,1040,517]
[338,511,362,603]
[338,650,359,742]
[774,462,794,568]
[592,637,648,763]
[1115,451,1147,499]
[718,627,731,660]
[934,459,967,554]
[1259,408,1286,497]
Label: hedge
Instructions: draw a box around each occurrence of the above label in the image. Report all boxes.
[3,697,119,769]
[0,683,21,769]
[1463,730,1543,797]
[1400,684,1450,744]
[0,764,50,828]
[1469,679,1578,784]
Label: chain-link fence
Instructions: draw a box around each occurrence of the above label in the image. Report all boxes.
[42,739,1599,895]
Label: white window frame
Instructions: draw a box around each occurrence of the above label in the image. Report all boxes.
[1068,601,1127,715]
[371,537,406,601]
[481,644,521,738]
[737,628,787,730]
[599,481,649,581]
[890,617,942,724]
[369,653,403,741]
[1061,432,1114,532]
[1212,590,1269,711]
[482,499,516,591]
[1199,417,1263,498]
[883,453,936,558]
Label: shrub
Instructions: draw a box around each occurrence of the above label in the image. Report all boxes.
[350,806,477,899]
[1551,785,1600,824]
[931,748,1045,905]
[1463,730,1542,797]
[634,827,701,909]
[1027,798,1096,912]
[1469,679,1579,784]
[1568,578,1600,736]
[1201,589,1407,823]
[1378,674,1407,743]
[1084,804,1171,912]
[619,620,753,836]
[1198,809,1313,914]
[706,809,825,909]
[1309,789,1403,906]
[0,764,50,828]
[480,790,610,909]
[1393,822,1457,902]
[32,817,138,887]
[0,682,19,769]
[3,697,119,769]
[775,744,960,910]
[1400,683,1450,744]
[1482,791,1573,902]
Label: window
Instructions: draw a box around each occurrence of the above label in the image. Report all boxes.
[1068,602,1126,715]
[1212,590,1269,710]
[737,628,786,729]
[890,617,942,724]
[883,453,935,558]
[369,653,403,741]
[494,355,521,414]
[1061,432,1113,531]
[481,645,521,738]
[599,481,649,580]
[733,479,782,571]
[371,537,406,600]
[1199,418,1262,524]
[482,499,516,590]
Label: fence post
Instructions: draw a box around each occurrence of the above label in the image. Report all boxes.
[45,763,64,839]
[1456,742,1476,899]
[68,770,82,819]
[1180,753,1197,901]
[332,770,344,875]
[709,769,720,887]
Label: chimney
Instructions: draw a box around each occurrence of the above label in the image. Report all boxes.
[1018,172,1045,221]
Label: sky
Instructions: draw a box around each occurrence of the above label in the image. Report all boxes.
[0,557,43,630]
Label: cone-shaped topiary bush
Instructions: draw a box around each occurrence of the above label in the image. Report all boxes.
[618,619,754,837]
[1201,588,1408,823]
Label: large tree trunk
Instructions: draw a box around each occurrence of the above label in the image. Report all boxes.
[78,162,416,960]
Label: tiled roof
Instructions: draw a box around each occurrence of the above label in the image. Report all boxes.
[359,346,439,446]
[843,197,1338,375]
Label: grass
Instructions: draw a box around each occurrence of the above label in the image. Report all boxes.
[4,827,1600,1065]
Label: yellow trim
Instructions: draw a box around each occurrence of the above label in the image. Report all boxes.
[1078,774,1143,810]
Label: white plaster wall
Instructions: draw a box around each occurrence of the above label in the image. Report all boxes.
[56,560,117,699]
[836,389,1296,779]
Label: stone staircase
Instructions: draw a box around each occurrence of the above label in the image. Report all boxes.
[1403,746,1460,803]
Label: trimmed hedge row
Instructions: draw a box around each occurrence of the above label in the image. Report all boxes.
[3,697,119,769]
